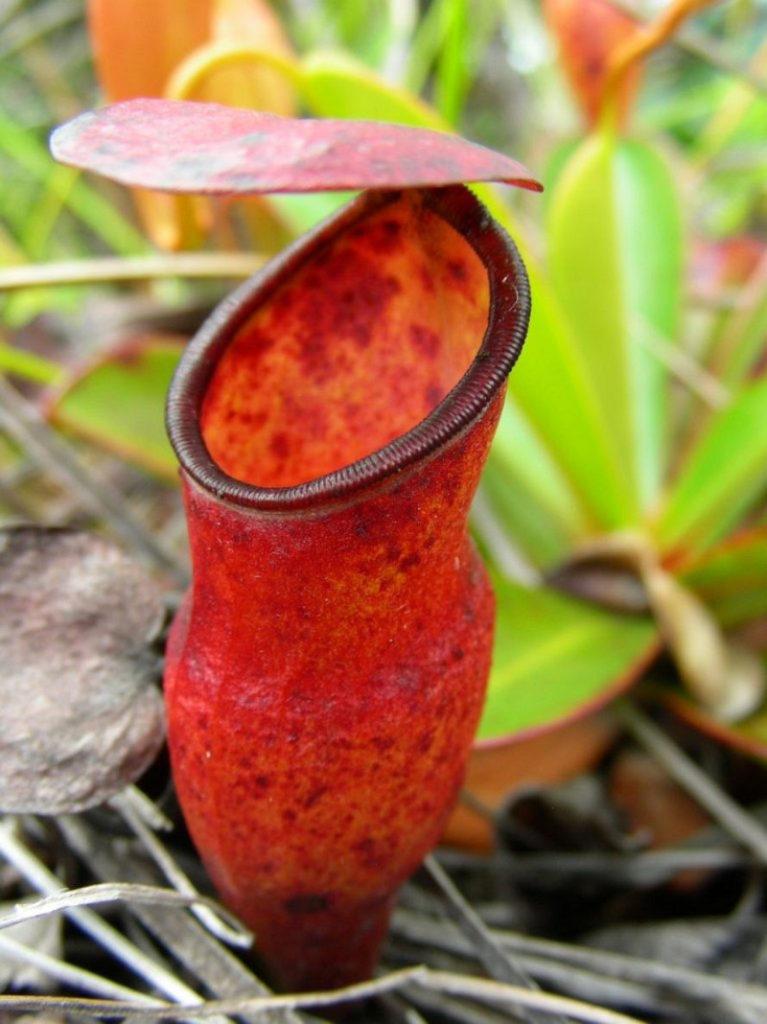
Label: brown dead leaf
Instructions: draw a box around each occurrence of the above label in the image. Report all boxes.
[0,527,166,814]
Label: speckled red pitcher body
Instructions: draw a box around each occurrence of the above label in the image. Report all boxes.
[164,185,530,991]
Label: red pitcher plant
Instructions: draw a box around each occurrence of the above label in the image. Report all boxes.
[51,100,540,991]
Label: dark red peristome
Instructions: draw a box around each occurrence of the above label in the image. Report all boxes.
[164,185,530,991]
[50,98,542,196]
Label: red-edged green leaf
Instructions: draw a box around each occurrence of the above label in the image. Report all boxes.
[663,685,767,764]
[479,577,658,742]
[50,99,541,195]
[47,335,183,480]
[657,375,767,557]
[680,527,767,627]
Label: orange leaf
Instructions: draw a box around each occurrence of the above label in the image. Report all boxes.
[86,0,297,250]
[87,0,211,100]
[543,0,642,129]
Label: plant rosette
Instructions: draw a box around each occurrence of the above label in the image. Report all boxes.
[51,99,541,991]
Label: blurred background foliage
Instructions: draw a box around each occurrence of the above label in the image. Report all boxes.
[1,0,766,755]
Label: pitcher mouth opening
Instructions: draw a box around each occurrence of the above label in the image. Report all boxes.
[166,184,531,512]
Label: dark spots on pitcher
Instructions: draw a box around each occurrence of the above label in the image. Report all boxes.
[283,893,330,915]
[336,274,401,350]
[447,259,468,282]
[303,784,328,809]
[294,260,401,374]
[419,266,436,293]
[349,217,402,254]
[377,218,403,251]
[416,730,434,754]
[353,836,380,869]
[399,553,421,571]
[425,383,444,407]
[270,432,289,459]
[409,323,440,359]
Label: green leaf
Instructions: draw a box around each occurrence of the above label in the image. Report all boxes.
[680,528,767,627]
[657,375,767,556]
[475,186,631,531]
[478,578,658,741]
[615,141,683,504]
[547,133,683,518]
[268,192,356,237]
[299,50,449,129]
[48,336,183,480]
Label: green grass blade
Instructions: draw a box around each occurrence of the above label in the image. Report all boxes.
[657,375,767,556]
[712,261,767,387]
[0,339,63,385]
[481,462,573,570]
[0,113,147,255]
[484,398,590,567]
[432,0,469,126]
[681,528,767,627]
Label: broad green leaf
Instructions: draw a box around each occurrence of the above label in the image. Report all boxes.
[657,375,767,557]
[547,133,682,518]
[478,577,658,741]
[476,185,632,530]
[49,336,183,480]
[299,50,449,130]
[615,141,683,504]
[680,528,767,627]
